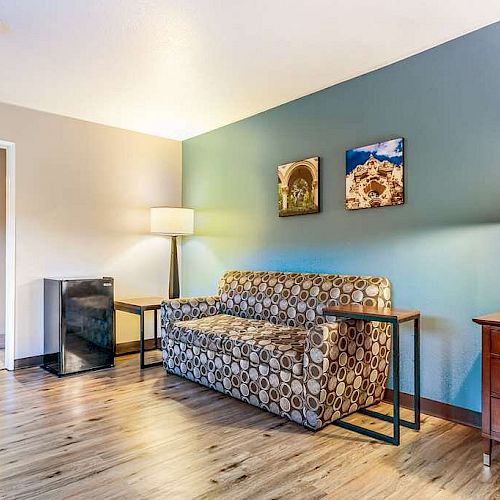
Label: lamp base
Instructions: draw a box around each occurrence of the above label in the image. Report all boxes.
[169,235,180,299]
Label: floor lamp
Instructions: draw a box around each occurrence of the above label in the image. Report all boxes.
[150,207,194,299]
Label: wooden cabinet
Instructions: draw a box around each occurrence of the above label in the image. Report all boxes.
[473,314,500,467]
[492,329,500,356]
[492,398,500,434]
[492,360,500,396]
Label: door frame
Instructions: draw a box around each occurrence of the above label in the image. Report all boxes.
[0,140,15,370]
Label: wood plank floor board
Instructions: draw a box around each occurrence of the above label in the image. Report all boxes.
[1,354,499,499]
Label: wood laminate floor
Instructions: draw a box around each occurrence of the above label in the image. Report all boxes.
[1,353,499,500]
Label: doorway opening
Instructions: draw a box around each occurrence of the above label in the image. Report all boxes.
[0,148,5,369]
[0,140,15,371]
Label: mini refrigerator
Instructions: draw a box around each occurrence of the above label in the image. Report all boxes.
[43,277,115,376]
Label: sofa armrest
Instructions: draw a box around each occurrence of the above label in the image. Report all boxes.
[161,295,221,328]
[302,319,392,430]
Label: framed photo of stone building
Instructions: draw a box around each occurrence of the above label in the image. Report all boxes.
[345,138,404,210]
[278,157,319,217]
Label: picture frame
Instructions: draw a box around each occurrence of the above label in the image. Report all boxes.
[278,156,320,217]
[345,138,404,210]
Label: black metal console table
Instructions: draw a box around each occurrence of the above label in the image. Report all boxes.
[323,304,421,446]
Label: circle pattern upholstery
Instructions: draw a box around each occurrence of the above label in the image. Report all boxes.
[217,271,390,329]
[161,270,392,430]
[164,339,306,425]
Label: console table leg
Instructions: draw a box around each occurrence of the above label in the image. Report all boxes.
[414,316,421,431]
[392,320,400,446]
[483,438,493,467]
[113,308,117,356]
[154,309,158,349]
[140,312,145,369]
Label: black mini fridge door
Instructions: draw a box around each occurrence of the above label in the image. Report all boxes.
[60,278,114,375]
[45,278,114,375]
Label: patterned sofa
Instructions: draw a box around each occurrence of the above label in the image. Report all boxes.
[161,270,392,430]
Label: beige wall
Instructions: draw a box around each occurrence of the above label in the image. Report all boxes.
[0,101,182,359]
[0,149,4,338]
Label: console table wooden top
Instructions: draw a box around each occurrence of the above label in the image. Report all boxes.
[323,304,420,324]
[114,297,165,315]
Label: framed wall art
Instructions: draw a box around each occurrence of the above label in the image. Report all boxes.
[345,138,404,210]
[278,156,319,217]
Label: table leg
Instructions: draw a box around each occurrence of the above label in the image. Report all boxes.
[140,309,163,369]
[140,311,145,369]
[392,320,400,446]
[154,309,158,349]
[113,308,117,356]
[414,317,421,431]
[483,438,493,467]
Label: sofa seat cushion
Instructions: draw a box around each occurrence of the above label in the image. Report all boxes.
[168,314,307,375]
[163,340,306,425]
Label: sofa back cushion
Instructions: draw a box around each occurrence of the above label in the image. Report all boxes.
[218,270,391,329]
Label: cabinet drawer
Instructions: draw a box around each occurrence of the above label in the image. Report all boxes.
[492,398,500,434]
[492,328,500,356]
[492,359,500,396]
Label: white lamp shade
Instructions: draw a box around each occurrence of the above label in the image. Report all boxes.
[150,207,194,236]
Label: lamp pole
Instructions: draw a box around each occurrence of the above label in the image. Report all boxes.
[169,235,180,299]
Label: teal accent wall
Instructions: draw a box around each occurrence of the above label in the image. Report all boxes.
[182,23,500,412]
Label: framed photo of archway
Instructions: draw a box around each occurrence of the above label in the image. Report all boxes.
[278,156,319,217]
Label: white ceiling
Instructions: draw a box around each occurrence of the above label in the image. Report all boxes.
[0,1,499,140]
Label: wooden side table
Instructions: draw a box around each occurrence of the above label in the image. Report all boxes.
[472,313,500,467]
[323,304,421,446]
[114,297,164,369]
